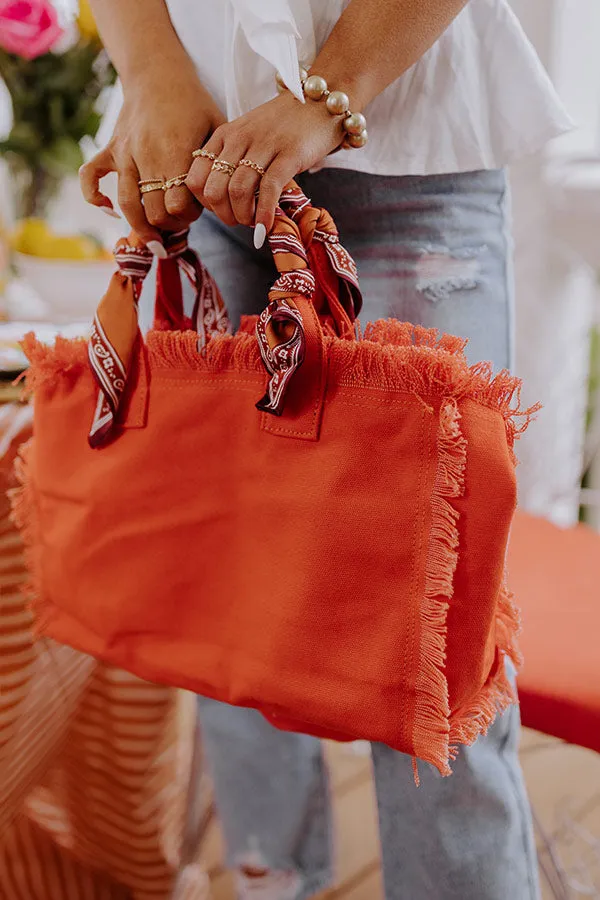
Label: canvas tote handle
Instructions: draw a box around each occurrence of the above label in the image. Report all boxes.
[87,229,231,448]
[271,182,362,336]
[252,182,362,440]
[87,183,362,448]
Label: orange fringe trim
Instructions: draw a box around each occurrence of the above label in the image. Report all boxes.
[448,584,522,751]
[412,398,467,777]
[20,322,539,454]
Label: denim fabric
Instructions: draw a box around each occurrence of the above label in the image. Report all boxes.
[191,169,539,900]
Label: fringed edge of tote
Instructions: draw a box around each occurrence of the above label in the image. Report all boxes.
[329,321,540,457]
[19,331,265,389]
[448,583,522,751]
[410,401,523,778]
[20,334,90,390]
[411,398,467,778]
[20,324,540,455]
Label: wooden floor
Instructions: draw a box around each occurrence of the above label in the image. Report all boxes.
[204,731,600,900]
[520,730,600,899]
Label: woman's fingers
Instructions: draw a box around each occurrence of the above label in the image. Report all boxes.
[81,145,166,254]
[79,147,120,218]
[141,185,185,235]
[187,123,297,237]
[81,140,200,251]
[188,128,252,226]
[194,135,245,225]
[186,132,225,209]
[163,183,202,224]
[136,147,202,233]
[255,157,296,238]
[117,163,166,255]
[228,154,273,227]
[187,132,279,230]
[202,155,242,227]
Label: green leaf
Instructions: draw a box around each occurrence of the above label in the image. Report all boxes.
[0,37,116,184]
[0,122,41,156]
[48,95,65,136]
[83,110,102,139]
[40,137,84,177]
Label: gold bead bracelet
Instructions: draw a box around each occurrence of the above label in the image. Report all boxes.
[276,67,368,150]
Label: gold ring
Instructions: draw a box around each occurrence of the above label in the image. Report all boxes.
[211,159,237,177]
[239,158,266,177]
[138,178,163,186]
[192,148,217,161]
[163,173,189,190]
[140,182,164,194]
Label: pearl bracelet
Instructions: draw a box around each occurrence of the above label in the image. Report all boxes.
[276,68,368,150]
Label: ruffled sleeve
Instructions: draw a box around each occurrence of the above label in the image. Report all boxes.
[226,0,313,117]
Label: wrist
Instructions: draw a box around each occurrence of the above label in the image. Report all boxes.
[120,45,197,94]
[306,60,374,113]
[315,76,374,114]
[287,69,369,150]
[122,61,223,127]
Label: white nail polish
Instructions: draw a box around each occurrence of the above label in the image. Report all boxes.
[148,240,168,259]
[101,207,121,219]
[254,223,267,250]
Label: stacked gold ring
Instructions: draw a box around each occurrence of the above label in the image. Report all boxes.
[239,158,266,177]
[211,159,237,177]
[139,173,190,195]
[192,148,217,161]
[190,150,265,179]
[139,149,264,197]
[139,179,164,195]
[163,173,188,190]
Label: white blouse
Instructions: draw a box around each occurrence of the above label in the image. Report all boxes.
[105,0,572,177]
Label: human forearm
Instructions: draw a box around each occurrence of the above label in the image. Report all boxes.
[312,0,469,109]
[88,0,196,88]
[82,0,225,244]
[185,0,470,231]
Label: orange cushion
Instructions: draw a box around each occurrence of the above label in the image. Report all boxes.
[509,511,600,751]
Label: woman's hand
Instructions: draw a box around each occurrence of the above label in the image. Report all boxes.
[186,90,342,245]
[80,71,225,254]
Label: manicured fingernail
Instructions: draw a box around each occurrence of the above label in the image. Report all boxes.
[148,240,168,259]
[101,207,121,219]
[254,223,267,250]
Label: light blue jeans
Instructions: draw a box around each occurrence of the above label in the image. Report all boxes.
[191,169,539,900]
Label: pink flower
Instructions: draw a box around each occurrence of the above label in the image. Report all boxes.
[0,0,63,60]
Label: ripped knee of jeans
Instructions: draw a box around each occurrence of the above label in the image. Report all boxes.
[235,848,304,900]
[415,244,486,303]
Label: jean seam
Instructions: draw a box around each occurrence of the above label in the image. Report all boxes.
[498,174,516,373]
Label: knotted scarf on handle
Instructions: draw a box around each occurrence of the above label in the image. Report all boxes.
[256,182,362,415]
[88,230,230,448]
[88,182,362,445]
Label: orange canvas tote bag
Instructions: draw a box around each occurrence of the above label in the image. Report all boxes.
[15,184,536,776]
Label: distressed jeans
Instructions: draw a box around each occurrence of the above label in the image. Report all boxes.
[190,169,539,900]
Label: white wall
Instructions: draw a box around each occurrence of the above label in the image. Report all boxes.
[510,0,597,525]
[551,0,600,155]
